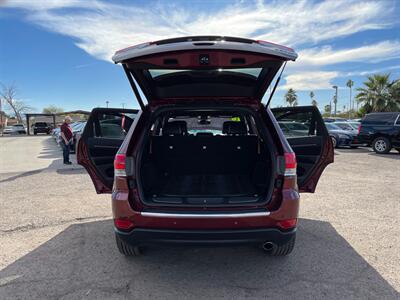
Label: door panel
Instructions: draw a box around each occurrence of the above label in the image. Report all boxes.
[77,108,139,193]
[272,106,334,193]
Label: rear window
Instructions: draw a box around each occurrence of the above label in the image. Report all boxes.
[169,116,239,136]
[326,123,341,131]
[153,113,253,136]
[149,68,263,79]
[35,122,48,126]
[363,113,397,125]
[334,123,353,130]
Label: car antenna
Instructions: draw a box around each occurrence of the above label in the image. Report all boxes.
[265,61,287,108]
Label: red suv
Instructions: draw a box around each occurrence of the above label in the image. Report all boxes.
[77,36,333,257]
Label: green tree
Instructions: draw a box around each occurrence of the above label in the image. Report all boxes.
[284,88,298,107]
[355,74,400,113]
[324,104,331,115]
[309,91,317,106]
[42,105,64,114]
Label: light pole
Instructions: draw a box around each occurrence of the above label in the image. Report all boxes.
[332,86,338,117]
[106,100,109,108]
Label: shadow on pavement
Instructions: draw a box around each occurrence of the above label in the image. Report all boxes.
[368,152,400,160]
[37,137,62,160]
[335,147,371,154]
[0,169,45,183]
[36,137,84,173]
[0,219,398,299]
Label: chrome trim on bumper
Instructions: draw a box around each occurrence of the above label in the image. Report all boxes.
[140,211,270,218]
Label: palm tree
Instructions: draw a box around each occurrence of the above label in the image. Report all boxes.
[356,74,400,113]
[309,91,317,106]
[324,104,331,115]
[346,79,354,117]
[284,88,298,107]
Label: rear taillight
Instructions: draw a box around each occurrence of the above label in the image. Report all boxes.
[114,218,134,230]
[284,152,297,176]
[114,154,126,177]
[277,218,297,230]
[358,124,361,134]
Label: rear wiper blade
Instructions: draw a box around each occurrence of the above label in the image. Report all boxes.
[265,61,287,108]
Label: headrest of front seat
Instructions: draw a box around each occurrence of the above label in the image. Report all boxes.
[196,132,213,136]
[222,121,247,135]
[163,121,187,135]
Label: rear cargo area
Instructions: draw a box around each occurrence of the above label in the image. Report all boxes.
[138,109,275,206]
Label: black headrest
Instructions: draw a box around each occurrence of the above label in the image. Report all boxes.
[222,121,247,135]
[163,121,187,135]
[196,132,213,136]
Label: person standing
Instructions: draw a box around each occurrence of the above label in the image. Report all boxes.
[60,116,73,165]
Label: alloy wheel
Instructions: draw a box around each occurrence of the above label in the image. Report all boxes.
[331,136,337,148]
[375,140,386,152]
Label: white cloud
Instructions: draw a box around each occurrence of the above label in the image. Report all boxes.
[280,42,400,91]
[280,71,339,91]
[3,0,397,62]
[4,0,400,93]
[3,0,93,10]
[342,64,400,77]
[297,41,400,67]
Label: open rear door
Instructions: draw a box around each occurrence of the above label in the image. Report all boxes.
[272,106,334,193]
[77,108,138,193]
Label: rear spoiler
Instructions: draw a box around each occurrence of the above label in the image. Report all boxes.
[112,36,298,63]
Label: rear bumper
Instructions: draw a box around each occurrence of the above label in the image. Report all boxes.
[116,227,296,247]
[34,128,50,133]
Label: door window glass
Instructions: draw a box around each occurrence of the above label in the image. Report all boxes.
[274,110,317,137]
[95,113,135,138]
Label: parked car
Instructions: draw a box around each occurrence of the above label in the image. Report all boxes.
[323,117,348,123]
[3,124,26,134]
[32,122,52,135]
[52,127,61,142]
[334,121,359,133]
[325,123,361,148]
[278,121,309,137]
[70,122,87,153]
[358,112,400,154]
[77,36,334,257]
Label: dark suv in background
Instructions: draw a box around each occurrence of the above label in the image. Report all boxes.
[358,112,400,154]
[33,122,52,135]
[77,36,334,257]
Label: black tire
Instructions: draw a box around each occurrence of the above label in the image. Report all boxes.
[34,132,37,135]
[372,137,391,154]
[395,148,400,153]
[268,234,296,256]
[350,146,358,149]
[331,136,338,148]
[115,234,142,256]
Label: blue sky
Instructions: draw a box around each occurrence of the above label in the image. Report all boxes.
[1,0,399,113]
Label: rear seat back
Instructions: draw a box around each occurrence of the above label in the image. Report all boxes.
[151,134,259,174]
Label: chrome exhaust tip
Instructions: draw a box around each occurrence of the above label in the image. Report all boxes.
[262,242,275,252]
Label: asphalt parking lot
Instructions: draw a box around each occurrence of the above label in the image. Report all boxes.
[0,135,399,299]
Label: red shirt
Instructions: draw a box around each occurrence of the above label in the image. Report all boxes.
[60,122,73,141]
